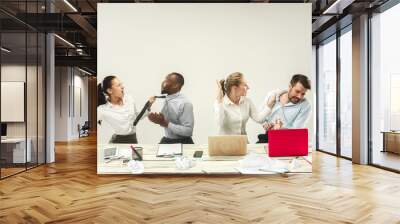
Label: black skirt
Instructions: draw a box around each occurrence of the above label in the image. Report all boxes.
[159,137,194,144]
[109,133,138,144]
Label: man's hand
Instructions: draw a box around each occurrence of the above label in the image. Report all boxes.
[263,119,284,131]
[148,112,169,127]
[263,123,274,131]
[157,113,169,127]
[148,112,161,124]
[272,118,283,130]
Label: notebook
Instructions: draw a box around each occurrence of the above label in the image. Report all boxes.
[157,144,182,157]
[208,135,247,156]
[267,129,308,157]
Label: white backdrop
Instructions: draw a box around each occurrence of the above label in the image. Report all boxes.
[1,82,25,122]
[98,3,312,144]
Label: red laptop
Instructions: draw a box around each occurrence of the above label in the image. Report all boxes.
[267,129,309,157]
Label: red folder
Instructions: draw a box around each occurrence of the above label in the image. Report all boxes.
[267,129,308,157]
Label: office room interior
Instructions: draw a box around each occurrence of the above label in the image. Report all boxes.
[0,0,400,223]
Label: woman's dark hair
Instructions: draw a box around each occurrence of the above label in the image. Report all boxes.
[98,75,116,106]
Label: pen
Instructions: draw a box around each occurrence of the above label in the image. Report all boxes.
[130,145,143,161]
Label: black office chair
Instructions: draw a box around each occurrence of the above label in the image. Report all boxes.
[79,121,90,138]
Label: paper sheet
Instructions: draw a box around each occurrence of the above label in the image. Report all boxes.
[157,144,182,157]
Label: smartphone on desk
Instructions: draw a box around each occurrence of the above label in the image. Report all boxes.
[193,151,203,158]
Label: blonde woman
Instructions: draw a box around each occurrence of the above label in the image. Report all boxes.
[215,72,276,135]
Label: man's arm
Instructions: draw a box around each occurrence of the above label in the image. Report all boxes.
[262,90,280,125]
[166,102,194,137]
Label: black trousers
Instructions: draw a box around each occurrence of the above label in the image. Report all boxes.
[109,133,138,144]
[159,137,194,144]
[256,132,269,143]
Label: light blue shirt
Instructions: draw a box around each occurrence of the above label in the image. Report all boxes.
[263,90,311,128]
[161,92,194,139]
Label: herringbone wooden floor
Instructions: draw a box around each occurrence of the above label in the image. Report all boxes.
[1,135,400,224]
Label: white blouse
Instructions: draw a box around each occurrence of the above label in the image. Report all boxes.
[214,96,271,135]
[97,94,147,135]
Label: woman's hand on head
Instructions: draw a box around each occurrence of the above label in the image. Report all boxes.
[216,80,224,103]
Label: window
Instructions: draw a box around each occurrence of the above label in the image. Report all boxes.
[371,3,400,171]
[317,36,337,154]
[339,28,352,158]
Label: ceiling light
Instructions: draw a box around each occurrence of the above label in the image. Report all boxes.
[63,0,78,12]
[323,0,344,14]
[322,0,356,15]
[78,67,92,76]
[54,34,75,48]
[1,47,11,53]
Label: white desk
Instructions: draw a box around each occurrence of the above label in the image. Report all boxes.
[1,138,32,163]
[382,131,400,154]
[97,144,312,175]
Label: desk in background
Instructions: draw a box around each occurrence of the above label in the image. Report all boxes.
[1,138,32,164]
[382,131,400,154]
[97,144,312,175]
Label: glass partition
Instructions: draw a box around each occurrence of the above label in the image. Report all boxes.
[0,1,46,179]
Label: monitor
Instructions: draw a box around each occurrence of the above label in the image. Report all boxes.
[1,123,7,137]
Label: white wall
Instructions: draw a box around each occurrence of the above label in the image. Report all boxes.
[72,73,89,138]
[1,82,24,122]
[55,67,89,141]
[1,65,38,138]
[55,67,68,141]
[1,64,46,163]
[98,3,313,144]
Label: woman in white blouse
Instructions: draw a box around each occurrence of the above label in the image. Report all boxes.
[215,72,276,136]
[97,75,155,144]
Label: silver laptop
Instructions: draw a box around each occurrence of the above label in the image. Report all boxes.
[104,147,118,160]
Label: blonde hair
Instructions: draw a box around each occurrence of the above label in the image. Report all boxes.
[220,72,243,96]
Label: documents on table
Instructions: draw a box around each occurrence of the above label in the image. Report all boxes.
[98,144,312,175]
[156,144,182,157]
[236,153,290,174]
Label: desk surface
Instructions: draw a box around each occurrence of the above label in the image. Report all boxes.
[381,131,400,134]
[97,144,312,175]
[1,138,28,143]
